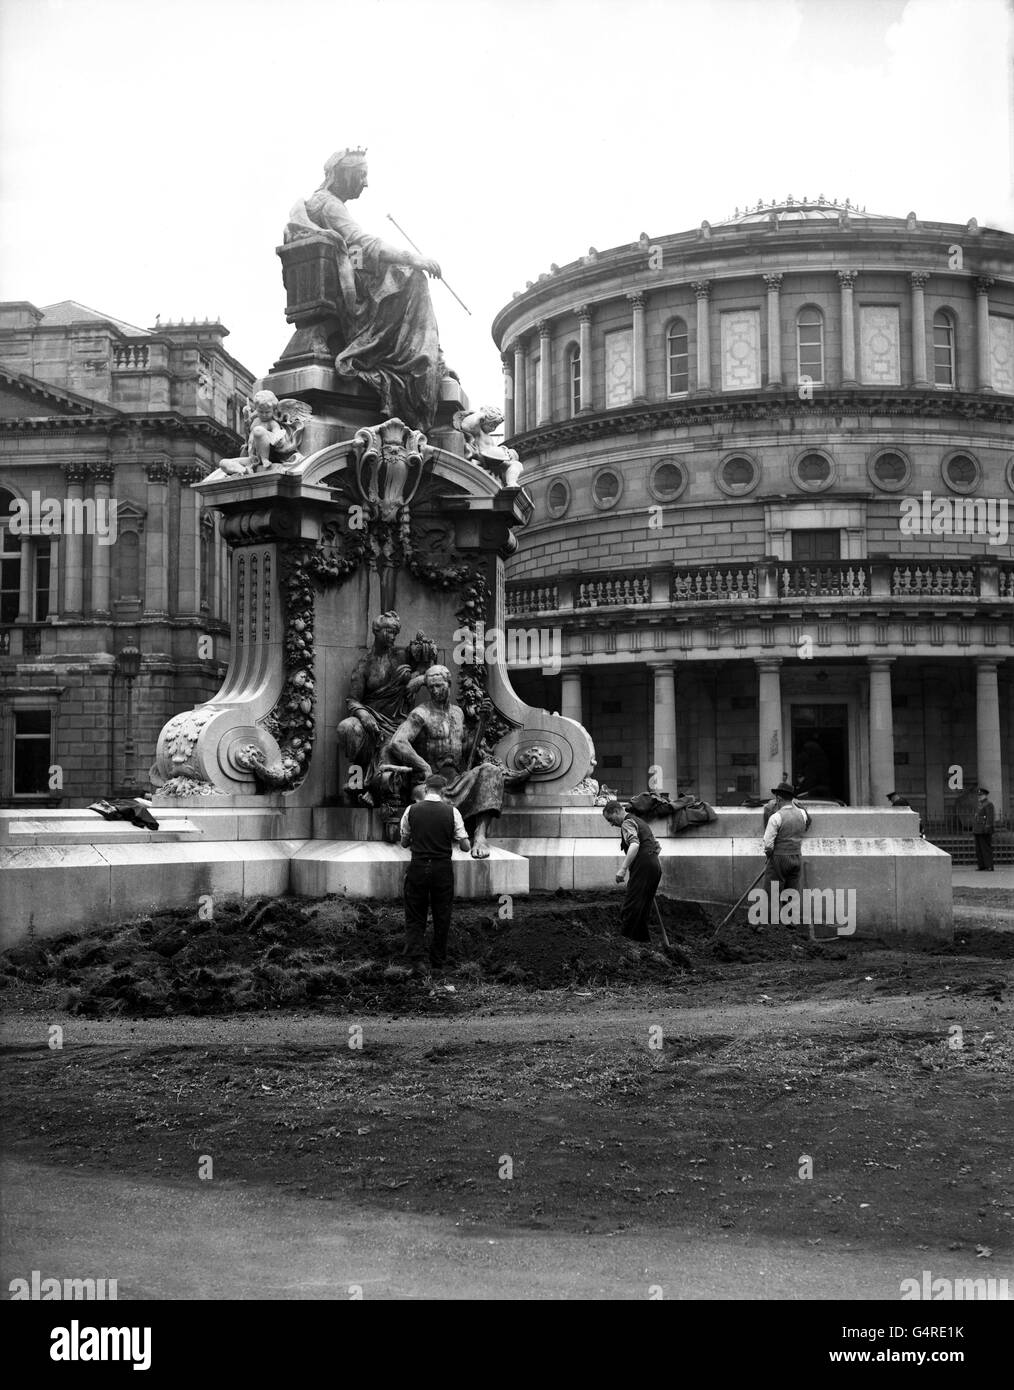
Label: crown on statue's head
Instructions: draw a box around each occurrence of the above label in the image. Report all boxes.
[325,146,368,173]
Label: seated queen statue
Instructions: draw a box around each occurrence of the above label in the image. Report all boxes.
[284,148,444,432]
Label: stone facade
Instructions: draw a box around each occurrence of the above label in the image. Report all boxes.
[0,300,254,805]
[493,202,1013,837]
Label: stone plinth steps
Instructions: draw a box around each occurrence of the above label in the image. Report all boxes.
[0,804,950,947]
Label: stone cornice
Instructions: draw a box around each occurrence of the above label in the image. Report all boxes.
[509,387,1014,455]
[0,411,243,451]
[492,220,1014,343]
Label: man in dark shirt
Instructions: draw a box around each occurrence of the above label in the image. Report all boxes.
[603,800,662,943]
[973,788,995,871]
[399,774,471,974]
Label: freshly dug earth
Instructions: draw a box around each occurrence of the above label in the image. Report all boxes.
[1,886,1010,1269]
[0,892,708,1017]
[1,888,1010,1019]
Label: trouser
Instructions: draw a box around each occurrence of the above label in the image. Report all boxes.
[621,851,662,942]
[974,834,994,870]
[403,859,455,967]
[764,853,802,895]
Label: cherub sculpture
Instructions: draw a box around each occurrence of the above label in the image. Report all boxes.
[210,390,312,479]
[454,406,524,488]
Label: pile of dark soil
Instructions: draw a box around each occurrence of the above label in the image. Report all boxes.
[0,892,719,1017]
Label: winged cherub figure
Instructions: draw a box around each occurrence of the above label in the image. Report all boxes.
[211,390,312,478]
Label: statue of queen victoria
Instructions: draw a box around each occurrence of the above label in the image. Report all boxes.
[284,148,444,431]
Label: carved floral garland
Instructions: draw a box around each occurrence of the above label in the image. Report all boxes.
[255,529,510,789]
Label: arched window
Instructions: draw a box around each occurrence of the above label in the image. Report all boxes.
[796,306,824,384]
[0,487,21,623]
[933,309,955,388]
[666,318,689,395]
[567,344,581,416]
[117,532,140,601]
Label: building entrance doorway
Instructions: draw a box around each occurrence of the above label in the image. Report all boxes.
[790,704,849,801]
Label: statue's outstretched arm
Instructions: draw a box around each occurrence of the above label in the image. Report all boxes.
[314,193,434,272]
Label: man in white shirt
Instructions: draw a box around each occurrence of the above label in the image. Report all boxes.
[399,774,471,975]
[762,782,812,895]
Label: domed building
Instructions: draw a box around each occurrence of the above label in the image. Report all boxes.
[492,198,1013,844]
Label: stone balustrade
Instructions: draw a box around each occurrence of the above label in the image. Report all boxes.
[779,563,870,598]
[891,563,977,597]
[506,583,558,616]
[112,343,150,369]
[672,567,757,601]
[575,574,652,607]
[506,556,1012,616]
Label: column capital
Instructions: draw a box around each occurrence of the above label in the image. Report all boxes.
[867,655,896,670]
[501,352,514,373]
[89,461,115,484]
[647,660,676,673]
[175,463,204,486]
[691,279,711,299]
[62,461,88,485]
[763,273,784,291]
[755,656,783,671]
[146,460,172,485]
[536,319,551,338]
[626,290,647,310]
[974,657,1001,671]
[909,271,930,289]
[975,276,995,295]
[576,303,593,324]
[560,666,583,679]
[509,338,528,358]
[837,270,857,288]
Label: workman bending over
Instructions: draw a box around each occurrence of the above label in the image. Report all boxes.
[603,800,662,943]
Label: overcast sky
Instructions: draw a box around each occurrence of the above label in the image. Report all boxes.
[1,0,1011,414]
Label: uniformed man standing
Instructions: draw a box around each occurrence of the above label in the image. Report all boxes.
[973,787,995,871]
[603,800,662,943]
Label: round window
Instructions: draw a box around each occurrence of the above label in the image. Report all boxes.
[716,455,759,495]
[797,453,830,484]
[869,451,910,491]
[650,460,687,501]
[592,469,622,508]
[943,454,978,492]
[547,480,570,515]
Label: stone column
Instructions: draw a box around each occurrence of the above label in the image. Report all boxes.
[512,339,528,433]
[868,657,896,805]
[560,668,583,724]
[628,291,648,401]
[89,461,114,619]
[692,280,711,392]
[536,320,552,425]
[975,277,995,391]
[143,459,171,617]
[910,272,930,386]
[61,462,87,617]
[975,659,1004,813]
[502,352,515,437]
[577,305,593,412]
[838,271,858,384]
[16,535,35,622]
[650,662,678,792]
[756,657,783,793]
[763,273,783,388]
[175,464,203,617]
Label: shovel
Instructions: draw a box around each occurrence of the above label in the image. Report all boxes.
[711,864,768,940]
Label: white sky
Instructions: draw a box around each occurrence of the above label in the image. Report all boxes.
[1,0,1011,413]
